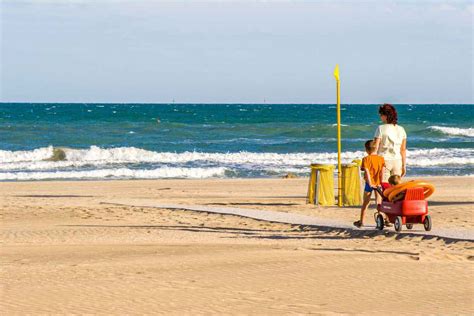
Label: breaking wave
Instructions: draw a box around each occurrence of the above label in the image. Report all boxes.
[0,167,227,181]
[0,146,472,180]
[429,126,474,137]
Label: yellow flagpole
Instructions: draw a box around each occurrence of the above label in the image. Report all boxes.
[334,65,342,207]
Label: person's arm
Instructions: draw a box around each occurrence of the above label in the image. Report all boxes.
[400,138,407,177]
[373,137,381,153]
[373,126,382,153]
[364,169,372,187]
[361,158,372,186]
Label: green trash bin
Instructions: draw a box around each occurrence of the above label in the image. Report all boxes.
[341,161,362,206]
[307,164,335,206]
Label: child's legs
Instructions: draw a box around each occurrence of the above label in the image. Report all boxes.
[359,190,372,223]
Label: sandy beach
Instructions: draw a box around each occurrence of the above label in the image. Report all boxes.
[1,176,473,314]
[2,0,473,314]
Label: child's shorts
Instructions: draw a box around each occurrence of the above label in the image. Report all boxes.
[364,183,374,193]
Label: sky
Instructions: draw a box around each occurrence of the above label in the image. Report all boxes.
[0,0,473,103]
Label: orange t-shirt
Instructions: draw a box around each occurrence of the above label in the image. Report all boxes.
[361,155,385,186]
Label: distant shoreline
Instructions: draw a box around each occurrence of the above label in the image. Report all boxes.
[1,175,472,184]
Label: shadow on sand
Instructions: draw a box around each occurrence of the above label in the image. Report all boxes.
[428,200,474,206]
[205,202,299,206]
[62,222,472,244]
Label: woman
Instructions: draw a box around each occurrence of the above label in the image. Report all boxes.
[373,103,407,181]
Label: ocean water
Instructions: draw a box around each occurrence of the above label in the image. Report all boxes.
[0,103,473,181]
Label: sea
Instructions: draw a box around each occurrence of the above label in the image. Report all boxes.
[0,103,472,181]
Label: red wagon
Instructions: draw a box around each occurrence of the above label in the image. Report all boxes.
[375,181,434,232]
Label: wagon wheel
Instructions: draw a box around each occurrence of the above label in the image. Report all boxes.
[376,214,384,230]
[394,216,403,232]
[423,215,432,231]
[406,224,413,230]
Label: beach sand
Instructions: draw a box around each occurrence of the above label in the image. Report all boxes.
[1,177,473,314]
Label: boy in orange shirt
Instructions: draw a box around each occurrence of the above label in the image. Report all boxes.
[354,140,385,227]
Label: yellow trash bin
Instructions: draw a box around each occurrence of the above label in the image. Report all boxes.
[307,164,335,206]
[341,161,362,206]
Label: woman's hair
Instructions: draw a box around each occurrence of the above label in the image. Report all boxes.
[378,103,398,124]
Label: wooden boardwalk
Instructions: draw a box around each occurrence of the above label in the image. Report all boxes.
[103,200,474,242]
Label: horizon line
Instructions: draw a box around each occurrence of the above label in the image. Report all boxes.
[1,102,473,105]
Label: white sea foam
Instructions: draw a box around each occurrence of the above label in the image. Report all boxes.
[0,167,227,181]
[429,126,474,137]
[0,146,473,168]
[0,146,53,163]
[0,146,472,179]
[404,148,474,166]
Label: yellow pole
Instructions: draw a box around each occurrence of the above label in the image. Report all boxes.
[334,65,342,206]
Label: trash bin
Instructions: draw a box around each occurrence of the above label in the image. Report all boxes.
[307,164,335,206]
[341,160,362,206]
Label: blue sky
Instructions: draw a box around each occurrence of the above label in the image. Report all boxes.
[1,0,473,103]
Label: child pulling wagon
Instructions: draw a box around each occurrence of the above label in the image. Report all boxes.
[354,140,385,228]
